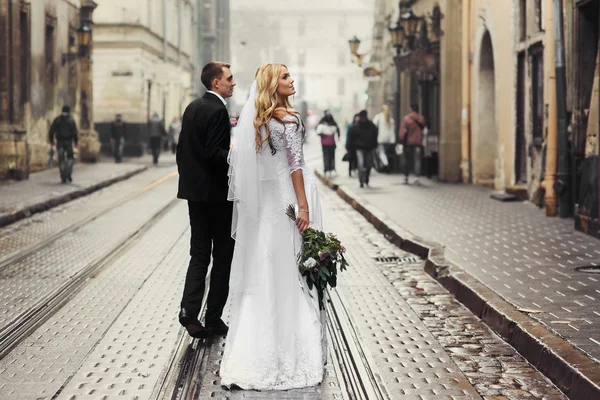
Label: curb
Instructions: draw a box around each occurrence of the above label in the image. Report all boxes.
[0,166,148,229]
[315,170,600,400]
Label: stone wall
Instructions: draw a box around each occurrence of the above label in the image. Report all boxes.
[0,0,85,180]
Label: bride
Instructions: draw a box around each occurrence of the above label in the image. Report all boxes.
[220,63,326,390]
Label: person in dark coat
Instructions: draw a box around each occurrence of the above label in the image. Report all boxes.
[48,105,78,183]
[110,113,127,163]
[346,110,378,188]
[176,61,236,339]
[148,112,166,165]
[345,113,360,177]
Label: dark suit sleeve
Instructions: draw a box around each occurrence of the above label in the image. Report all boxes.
[205,108,231,166]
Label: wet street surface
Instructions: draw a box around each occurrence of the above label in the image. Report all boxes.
[0,151,567,399]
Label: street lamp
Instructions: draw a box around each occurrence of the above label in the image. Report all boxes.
[389,23,405,151]
[77,23,92,57]
[61,22,93,66]
[401,8,421,49]
[348,36,361,56]
[389,24,406,49]
[348,35,368,67]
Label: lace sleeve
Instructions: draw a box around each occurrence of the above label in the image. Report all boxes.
[283,120,305,174]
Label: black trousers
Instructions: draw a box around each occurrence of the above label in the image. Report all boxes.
[150,137,161,164]
[322,145,336,172]
[56,140,74,182]
[181,201,235,325]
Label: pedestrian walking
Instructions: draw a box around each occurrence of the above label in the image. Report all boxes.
[316,110,340,178]
[176,61,236,340]
[48,105,78,184]
[399,104,426,185]
[168,117,182,154]
[344,113,360,177]
[148,112,166,165]
[347,110,378,188]
[373,104,395,173]
[110,113,127,163]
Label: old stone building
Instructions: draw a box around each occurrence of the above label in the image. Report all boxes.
[92,0,200,156]
[572,0,599,237]
[0,0,99,180]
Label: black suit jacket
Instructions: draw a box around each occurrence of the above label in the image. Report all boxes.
[177,93,231,202]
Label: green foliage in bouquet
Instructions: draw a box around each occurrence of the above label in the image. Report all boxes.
[286,205,348,310]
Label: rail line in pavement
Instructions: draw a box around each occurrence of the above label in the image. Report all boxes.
[0,170,178,274]
[0,172,179,361]
[156,288,389,400]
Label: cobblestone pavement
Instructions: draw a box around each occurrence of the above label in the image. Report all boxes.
[307,140,600,366]
[0,145,566,399]
[0,154,174,227]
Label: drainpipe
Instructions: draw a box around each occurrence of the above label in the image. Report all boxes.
[542,0,558,216]
[178,0,182,64]
[460,0,472,183]
[163,0,168,61]
[553,0,573,217]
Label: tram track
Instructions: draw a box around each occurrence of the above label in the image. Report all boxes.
[158,288,389,400]
[0,171,178,274]
[0,171,179,361]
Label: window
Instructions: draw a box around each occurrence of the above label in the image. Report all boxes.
[535,0,542,31]
[298,19,306,36]
[20,3,30,108]
[519,0,526,41]
[44,15,56,84]
[337,78,345,96]
[337,50,345,66]
[531,47,544,143]
[298,49,306,67]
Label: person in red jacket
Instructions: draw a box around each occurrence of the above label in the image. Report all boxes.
[399,104,426,185]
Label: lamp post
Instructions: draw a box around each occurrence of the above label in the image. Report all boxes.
[389,24,405,143]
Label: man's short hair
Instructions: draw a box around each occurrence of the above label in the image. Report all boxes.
[201,62,231,91]
[61,105,70,114]
[358,110,368,119]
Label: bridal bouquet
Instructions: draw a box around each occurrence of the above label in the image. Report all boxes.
[286,205,348,310]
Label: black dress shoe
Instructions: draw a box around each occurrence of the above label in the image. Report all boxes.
[178,308,199,326]
[179,309,209,339]
[206,319,229,336]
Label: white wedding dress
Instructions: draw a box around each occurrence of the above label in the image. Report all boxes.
[220,89,326,390]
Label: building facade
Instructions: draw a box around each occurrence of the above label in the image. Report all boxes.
[366,0,462,182]
[572,0,599,237]
[0,0,99,180]
[92,0,199,156]
[230,0,374,126]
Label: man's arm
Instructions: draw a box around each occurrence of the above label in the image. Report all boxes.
[204,108,231,166]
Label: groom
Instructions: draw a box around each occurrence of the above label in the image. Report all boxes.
[176,62,236,339]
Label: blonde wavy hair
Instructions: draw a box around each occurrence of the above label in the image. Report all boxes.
[254,63,298,152]
[381,104,391,125]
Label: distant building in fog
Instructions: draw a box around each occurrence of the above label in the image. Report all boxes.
[197,0,231,96]
[92,0,199,156]
[230,0,374,125]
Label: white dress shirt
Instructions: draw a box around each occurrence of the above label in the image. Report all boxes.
[207,91,227,106]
